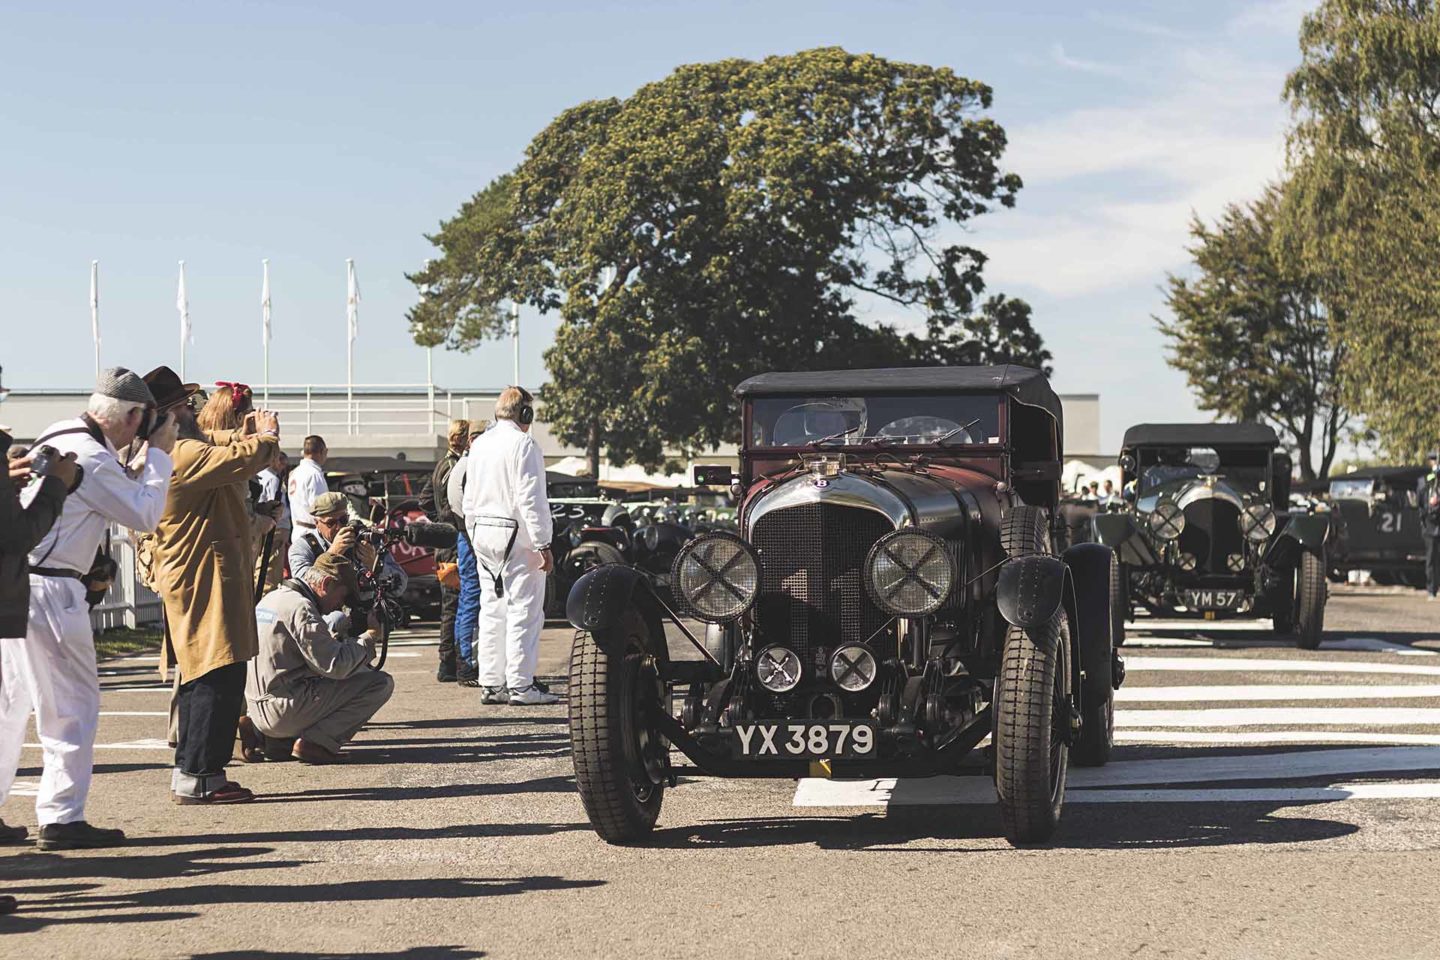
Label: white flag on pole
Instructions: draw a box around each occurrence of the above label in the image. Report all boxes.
[261,259,272,348]
[346,258,360,344]
[177,260,192,344]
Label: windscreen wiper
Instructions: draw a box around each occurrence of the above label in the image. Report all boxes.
[936,418,983,446]
[807,425,863,447]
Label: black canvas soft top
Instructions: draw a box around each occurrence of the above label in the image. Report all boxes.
[1122,422,1279,450]
[735,365,1061,422]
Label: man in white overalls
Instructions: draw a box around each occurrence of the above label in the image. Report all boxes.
[462,387,558,706]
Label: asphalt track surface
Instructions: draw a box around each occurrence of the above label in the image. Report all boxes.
[5,585,1440,959]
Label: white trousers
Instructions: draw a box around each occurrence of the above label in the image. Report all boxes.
[474,548,546,690]
[0,577,100,825]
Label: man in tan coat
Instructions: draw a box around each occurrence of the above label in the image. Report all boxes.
[150,375,280,805]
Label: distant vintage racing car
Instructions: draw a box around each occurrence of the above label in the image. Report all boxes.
[1095,423,1330,647]
[1326,466,1426,588]
[563,366,1121,846]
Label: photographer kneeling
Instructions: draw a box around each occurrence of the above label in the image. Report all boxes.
[246,553,393,764]
[288,492,407,603]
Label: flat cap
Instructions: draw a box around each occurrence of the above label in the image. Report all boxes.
[311,492,348,517]
[96,367,157,406]
[310,551,360,599]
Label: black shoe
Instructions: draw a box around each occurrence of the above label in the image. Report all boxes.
[437,667,458,683]
[36,821,126,851]
[0,895,15,915]
[0,818,26,843]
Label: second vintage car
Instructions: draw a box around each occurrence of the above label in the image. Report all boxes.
[1326,466,1427,588]
[1095,423,1330,647]
[563,366,1121,846]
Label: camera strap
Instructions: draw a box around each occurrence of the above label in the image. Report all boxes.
[471,516,519,599]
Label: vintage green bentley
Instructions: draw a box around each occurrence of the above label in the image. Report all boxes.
[1095,423,1330,648]
[563,366,1121,846]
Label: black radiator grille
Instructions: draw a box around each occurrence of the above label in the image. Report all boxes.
[750,503,894,659]
[1179,499,1245,575]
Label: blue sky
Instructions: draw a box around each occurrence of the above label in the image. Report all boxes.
[0,0,1313,451]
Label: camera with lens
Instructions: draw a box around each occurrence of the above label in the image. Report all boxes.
[344,519,387,548]
[28,444,58,480]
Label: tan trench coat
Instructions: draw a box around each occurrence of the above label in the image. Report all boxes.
[155,429,279,681]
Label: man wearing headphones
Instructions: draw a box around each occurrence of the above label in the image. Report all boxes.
[461,386,558,706]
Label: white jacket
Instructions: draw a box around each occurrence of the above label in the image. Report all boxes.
[462,419,552,555]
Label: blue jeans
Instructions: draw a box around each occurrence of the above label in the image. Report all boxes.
[455,531,482,669]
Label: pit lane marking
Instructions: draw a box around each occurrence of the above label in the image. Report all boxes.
[1122,635,1436,655]
[1117,731,1440,746]
[1126,657,1440,677]
[1118,707,1440,726]
[1118,684,1440,702]
[1067,782,1440,803]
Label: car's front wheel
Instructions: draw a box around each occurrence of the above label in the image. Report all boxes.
[569,604,668,843]
[994,611,1072,845]
[1295,550,1327,650]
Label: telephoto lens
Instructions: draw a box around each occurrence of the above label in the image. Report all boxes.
[28,444,56,484]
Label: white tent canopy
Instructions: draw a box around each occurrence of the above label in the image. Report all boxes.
[549,457,689,488]
[1062,459,1122,496]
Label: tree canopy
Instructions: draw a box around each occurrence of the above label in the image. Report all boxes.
[1281,0,1440,457]
[1159,184,1349,480]
[408,47,1048,472]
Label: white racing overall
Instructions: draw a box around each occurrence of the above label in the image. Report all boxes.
[462,420,553,692]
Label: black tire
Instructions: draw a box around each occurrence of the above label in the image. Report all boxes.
[994,612,1072,845]
[1110,556,1127,648]
[1002,505,1051,558]
[1073,552,1117,768]
[1295,550,1327,650]
[568,605,668,843]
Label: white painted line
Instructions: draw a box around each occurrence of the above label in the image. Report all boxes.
[1069,745,1440,786]
[1118,684,1440,702]
[100,687,171,693]
[1330,637,1436,656]
[1121,636,1220,649]
[1131,620,1273,633]
[98,711,168,717]
[1126,657,1440,677]
[794,746,1440,806]
[7,779,39,797]
[1069,781,1440,803]
[24,738,171,751]
[1117,707,1440,726]
[1117,730,1440,746]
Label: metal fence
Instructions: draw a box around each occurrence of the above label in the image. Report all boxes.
[252,384,494,436]
[90,525,164,632]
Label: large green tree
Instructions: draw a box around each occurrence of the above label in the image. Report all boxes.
[1281,0,1440,457]
[1160,185,1349,480]
[408,48,1048,473]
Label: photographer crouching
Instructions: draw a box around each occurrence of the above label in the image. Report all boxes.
[245,553,393,763]
[287,492,408,601]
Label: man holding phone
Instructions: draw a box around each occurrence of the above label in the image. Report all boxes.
[0,368,176,849]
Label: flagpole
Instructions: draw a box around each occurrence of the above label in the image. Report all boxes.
[261,259,271,404]
[512,301,520,384]
[346,258,357,434]
[177,260,189,380]
[90,260,100,377]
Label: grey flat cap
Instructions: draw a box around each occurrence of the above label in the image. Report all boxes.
[96,366,156,406]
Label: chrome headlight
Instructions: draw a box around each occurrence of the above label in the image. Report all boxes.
[865,529,955,617]
[829,644,878,693]
[672,532,760,622]
[1242,503,1277,542]
[756,645,802,693]
[1148,502,1185,541]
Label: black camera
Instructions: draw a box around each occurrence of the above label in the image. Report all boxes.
[28,444,57,482]
[345,519,386,548]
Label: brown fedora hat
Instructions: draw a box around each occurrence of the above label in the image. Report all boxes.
[142,366,201,413]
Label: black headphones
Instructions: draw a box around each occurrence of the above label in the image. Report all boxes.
[507,387,534,425]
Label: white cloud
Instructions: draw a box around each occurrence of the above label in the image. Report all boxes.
[979,3,1304,298]
[1049,41,1128,78]
[1086,11,1188,41]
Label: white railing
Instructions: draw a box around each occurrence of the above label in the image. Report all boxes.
[250,383,467,436]
[90,525,164,632]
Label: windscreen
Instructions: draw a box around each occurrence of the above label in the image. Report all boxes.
[747,394,1002,448]
[1137,446,1269,492]
[1328,478,1374,501]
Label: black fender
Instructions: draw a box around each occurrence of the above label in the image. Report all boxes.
[565,563,665,656]
[1062,542,1115,699]
[1265,514,1331,569]
[1092,513,1159,566]
[996,555,1068,630]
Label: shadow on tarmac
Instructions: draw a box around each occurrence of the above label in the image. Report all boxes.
[195,950,486,960]
[643,802,1360,851]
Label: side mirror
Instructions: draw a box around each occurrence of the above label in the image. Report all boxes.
[693,464,734,486]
